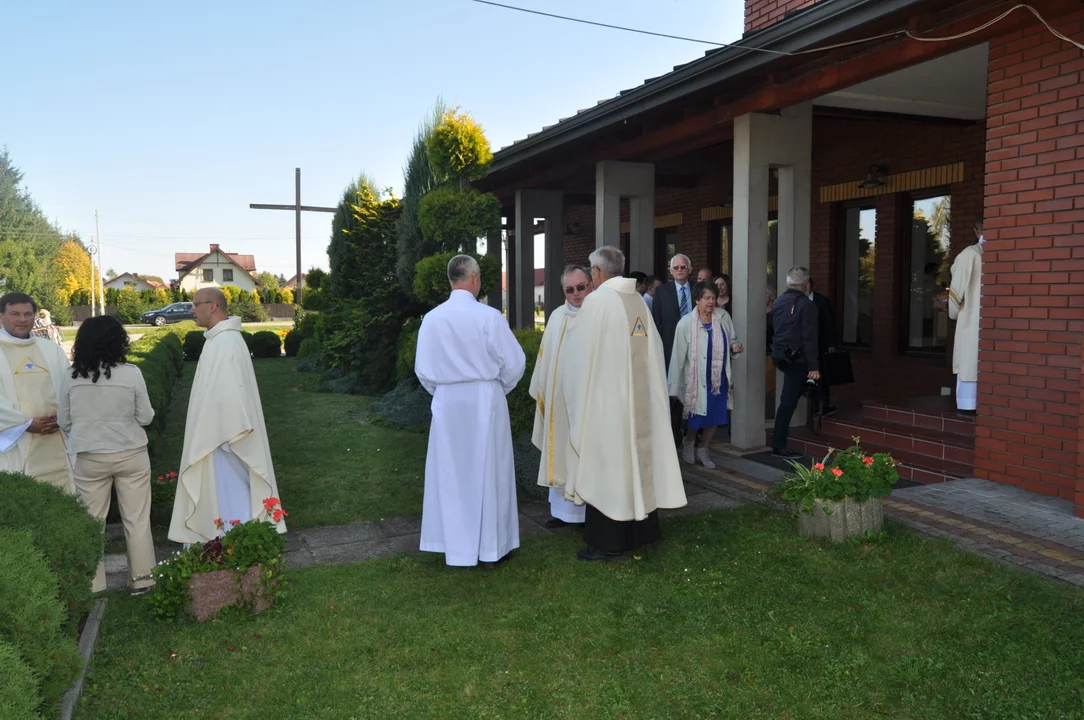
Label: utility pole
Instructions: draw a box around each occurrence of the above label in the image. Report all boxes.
[95,211,105,313]
[249,168,336,305]
[88,237,97,318]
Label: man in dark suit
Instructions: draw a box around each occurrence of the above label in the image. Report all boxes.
[650,253,694,455]
[808,278,838,416]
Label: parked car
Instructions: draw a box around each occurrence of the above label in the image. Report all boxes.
[141,302,195,326]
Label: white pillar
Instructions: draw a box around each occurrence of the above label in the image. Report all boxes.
[596,161,654,272]
[730,103,813,450]
[514,189,564,328]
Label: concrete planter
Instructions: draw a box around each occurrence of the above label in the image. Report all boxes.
[797,497,884,543]
[184,565,274,622]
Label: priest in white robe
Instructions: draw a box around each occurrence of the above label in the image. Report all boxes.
[562,246,687,561]
[415,255,526,568]
[529,264,592,529]
[168,288,286,544]
[0,293,74,492]
[948,218,984,413]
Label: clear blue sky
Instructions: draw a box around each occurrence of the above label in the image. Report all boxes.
[6,0,744,281]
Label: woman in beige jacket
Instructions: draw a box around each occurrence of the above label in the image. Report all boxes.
[58,315,156,595]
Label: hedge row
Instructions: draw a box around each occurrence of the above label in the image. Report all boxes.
[0,473,104,716]
[127,322,193,442]
[183,328,283,362]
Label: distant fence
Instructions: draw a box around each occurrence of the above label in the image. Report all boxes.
[69,304,295,323]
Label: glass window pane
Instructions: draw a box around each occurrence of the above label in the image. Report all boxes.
[842,207,876,346]
[908,196,951,350]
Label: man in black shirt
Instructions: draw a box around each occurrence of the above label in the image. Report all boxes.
[770,267,820,460]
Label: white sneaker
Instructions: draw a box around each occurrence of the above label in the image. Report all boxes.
[697,448,716,469]
[681,440,695,465]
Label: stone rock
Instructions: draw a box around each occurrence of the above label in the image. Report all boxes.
[184,565,275,622]
[797,497,883,543]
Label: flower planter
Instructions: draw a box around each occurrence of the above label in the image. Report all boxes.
[184,565,274,622]
[797,497,883,543]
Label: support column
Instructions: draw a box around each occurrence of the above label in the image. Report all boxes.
[486,225,503,313]
[514,189,564,328]
[730,103,812,450]
[596,161,654,272]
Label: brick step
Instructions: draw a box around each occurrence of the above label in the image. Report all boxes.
[768,429,974,485]
[820,411,974,465]
[862,401,975,438]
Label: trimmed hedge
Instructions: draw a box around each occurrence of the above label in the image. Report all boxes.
[283,328,303,357]
[183,330,205,361]
[297,338,320,359]
[0,473,103,632]
[0,527,80,715]
[0,638,41,720]
[128,323,192,438]
[395,319,421,384]
[250,330,282,359]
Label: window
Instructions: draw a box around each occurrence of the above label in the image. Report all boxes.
[840,205,876,346]
[708,221,733,278]
[905,194,951,351]
[223,269,234,282]
[202,268,213,282]
[654,228,678,278]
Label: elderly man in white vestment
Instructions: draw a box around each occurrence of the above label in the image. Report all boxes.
[415,255,526,568]
[529,264,592,529]
[947,217,984,414]
[168,288,286,544]
[0,293,74,492]
[562,246,687,561]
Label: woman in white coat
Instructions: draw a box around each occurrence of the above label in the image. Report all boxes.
[668,281,744,468]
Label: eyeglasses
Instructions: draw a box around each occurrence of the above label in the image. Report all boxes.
[563,283,588,295]
[671,264,689,271]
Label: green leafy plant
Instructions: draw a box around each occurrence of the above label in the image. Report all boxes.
[417,186,500,255]
[427,107,494,187]
[283,328,303,357]
[765,437,899,515]
[250,330,282,359]
[0,638,41,720]
[412,251,500,308]
[147,498,288,621]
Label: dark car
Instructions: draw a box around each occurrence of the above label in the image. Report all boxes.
[141,302,195,326]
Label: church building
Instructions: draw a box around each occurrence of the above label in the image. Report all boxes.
[477,0,1084,517]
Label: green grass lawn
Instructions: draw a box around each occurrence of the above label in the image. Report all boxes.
[149,359,427,531]
[78,506,1084,719]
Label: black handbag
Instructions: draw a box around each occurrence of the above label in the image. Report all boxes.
[824,350,855,385]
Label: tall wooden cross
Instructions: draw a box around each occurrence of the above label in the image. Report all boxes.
[249,168,336,304]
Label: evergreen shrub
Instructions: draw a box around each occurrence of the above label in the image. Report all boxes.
[250,331,282,359]
[283,329,303,357]
[0,638,41,720]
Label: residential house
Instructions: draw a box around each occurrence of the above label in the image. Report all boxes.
[175,244,258,292]
[104,273,166,292]
[501,268,545,311]
[478,0,1084,516]
[284,273,306,289]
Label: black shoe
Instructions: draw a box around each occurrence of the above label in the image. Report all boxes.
[130,586,154,597]
[772,448,804,460]
[577,546,624,561]
[823,405,837,417]
[544,518,570,529]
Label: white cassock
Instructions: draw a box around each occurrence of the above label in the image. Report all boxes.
[168,317,286,544]
[0,329,74,492]
[949,242,983,411]
[528,302,585,524]
[562,278,687,521]
[415,289,526,566]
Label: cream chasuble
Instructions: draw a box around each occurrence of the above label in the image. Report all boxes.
[0,331,73,492]
[528,302,586,524]
[562,278,686,522]
[949,242,982,409]
[415,290,526,566]
[168,317,286,544]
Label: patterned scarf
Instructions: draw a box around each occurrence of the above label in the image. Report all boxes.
[683,313,725,418]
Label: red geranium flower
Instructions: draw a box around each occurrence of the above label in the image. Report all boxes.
[831,467,844,477]
[862,456,874,467]
[813,463,825,471]
[158,475,165,481]
[229,519,241,526]
[272,508,288,523]
[213,517,222,526]
[262,497,280,511]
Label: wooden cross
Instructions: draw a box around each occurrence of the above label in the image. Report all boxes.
[249,168,336,303]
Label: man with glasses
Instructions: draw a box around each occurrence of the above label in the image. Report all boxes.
[650,254,695,453]
[169,288,287,544]
[529,265,592,529]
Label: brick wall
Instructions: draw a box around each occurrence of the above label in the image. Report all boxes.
[810,115,987,405]
[746,0,823,33]
[980,13,1084,513]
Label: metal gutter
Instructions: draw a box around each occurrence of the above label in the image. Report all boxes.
[488,0,925,172]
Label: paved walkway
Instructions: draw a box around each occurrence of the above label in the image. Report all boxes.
[105,448,1084,590]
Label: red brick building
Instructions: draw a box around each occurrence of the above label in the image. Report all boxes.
[478,0,1084,517]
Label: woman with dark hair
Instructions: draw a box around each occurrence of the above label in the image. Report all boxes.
[58,315,156,596]
[667,281,744,468]
[714,274,733,316]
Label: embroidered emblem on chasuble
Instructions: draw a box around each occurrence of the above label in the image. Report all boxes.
[14,358,46,374]
[631,317,648,337]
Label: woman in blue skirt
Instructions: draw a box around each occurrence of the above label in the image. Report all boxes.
[667,281,744,468]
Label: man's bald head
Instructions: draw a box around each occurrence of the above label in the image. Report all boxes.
[194,287,229,329]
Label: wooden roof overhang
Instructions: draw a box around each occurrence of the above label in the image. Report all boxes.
[478,0,1078,205]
